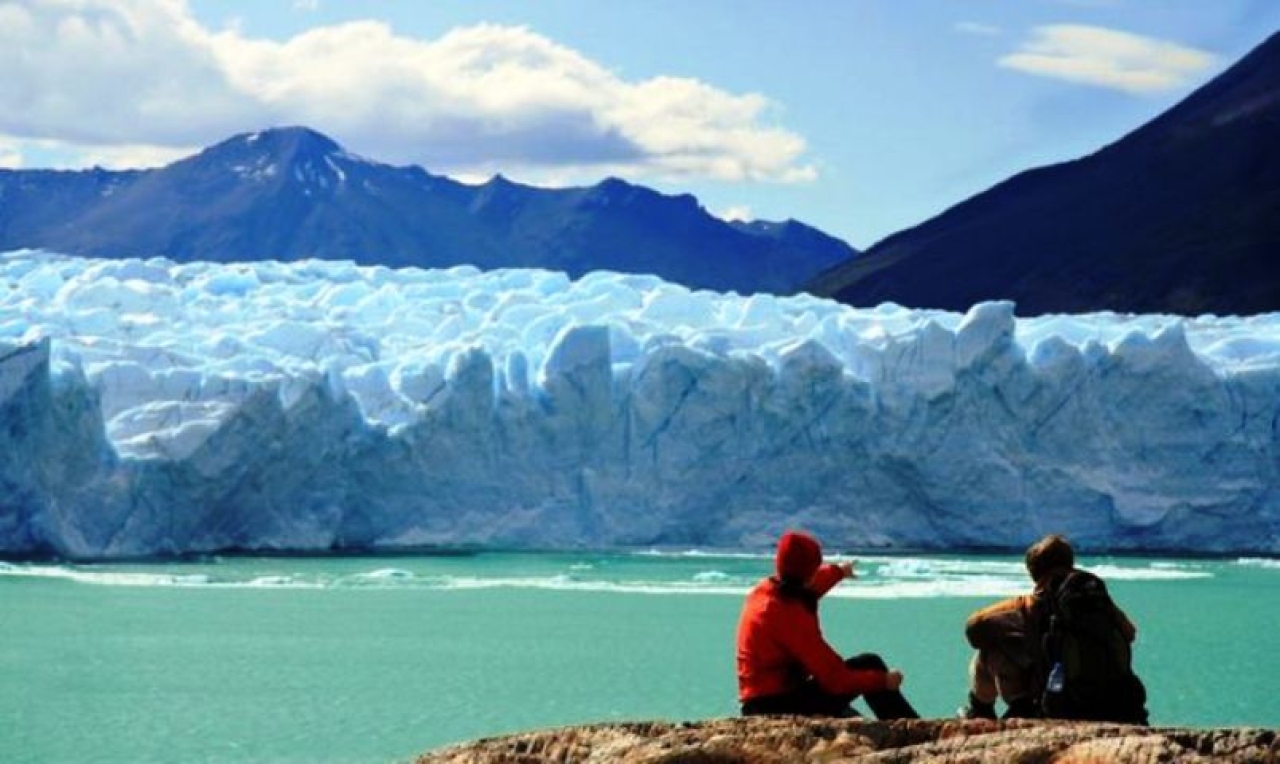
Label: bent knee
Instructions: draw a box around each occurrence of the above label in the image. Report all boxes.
[844,652,888,671]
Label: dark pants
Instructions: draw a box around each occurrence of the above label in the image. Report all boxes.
[740,653,920,719]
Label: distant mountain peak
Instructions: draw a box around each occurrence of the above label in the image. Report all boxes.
[483,173,527,189]
[192,127,360,190]
[808,29,1280,316]
[0,125,855,294]
[244,126,342,155]
[583,176,670,210]
[596,176,633,192]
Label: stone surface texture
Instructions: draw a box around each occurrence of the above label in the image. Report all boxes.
[417,717,1278,763]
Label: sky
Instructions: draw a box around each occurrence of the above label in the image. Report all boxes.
[2,1,1278,249]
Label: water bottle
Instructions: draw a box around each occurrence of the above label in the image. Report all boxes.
[1046,661,1065,693]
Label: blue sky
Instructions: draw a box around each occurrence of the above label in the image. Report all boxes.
[3,1,1278,248]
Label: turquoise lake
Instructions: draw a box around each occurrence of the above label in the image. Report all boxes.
[2,552,1277,763]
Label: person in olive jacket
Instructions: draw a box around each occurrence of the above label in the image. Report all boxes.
[960,533,1145,723]
[736,530,919,718]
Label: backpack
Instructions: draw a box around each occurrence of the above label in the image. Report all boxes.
[1039,569,1149,724]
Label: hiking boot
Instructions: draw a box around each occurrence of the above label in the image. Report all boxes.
[957,693,997,720]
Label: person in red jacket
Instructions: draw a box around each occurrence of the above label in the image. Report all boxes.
[736,530,919,718]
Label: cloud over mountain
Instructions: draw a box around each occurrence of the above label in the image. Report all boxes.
[999,25,1217,94]
[0,0,812,182]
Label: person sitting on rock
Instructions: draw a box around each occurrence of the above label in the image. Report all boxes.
[960,533,1147,724]
[736,529,919,718]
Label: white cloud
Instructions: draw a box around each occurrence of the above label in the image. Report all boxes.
[0,141,21,169]
[956,22,1002,37]
[73,142,194,169]
[0,132,190,170]
[0,1,813,182]
[716,205,754,222]
[999,25,1216,95]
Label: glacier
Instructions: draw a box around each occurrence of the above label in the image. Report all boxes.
[2,249,1278,558]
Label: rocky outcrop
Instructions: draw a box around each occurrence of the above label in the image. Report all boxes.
[417,717,1277,763]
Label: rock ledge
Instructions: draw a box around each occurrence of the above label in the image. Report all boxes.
[417,717,1277,763]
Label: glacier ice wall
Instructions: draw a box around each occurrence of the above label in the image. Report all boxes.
[2,250,1279,557]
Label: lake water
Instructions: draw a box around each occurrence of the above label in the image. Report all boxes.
[2,551,1277,763]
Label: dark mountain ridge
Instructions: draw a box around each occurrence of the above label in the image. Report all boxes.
[810,30,1280,316]
[0,127,855,295]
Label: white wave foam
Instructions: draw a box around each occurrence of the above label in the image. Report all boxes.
[1082,564,1212,581]
[828,579,1028,599]
[0,556,1218,594]
[0,563,335,589]
[1236,557,1280,569]
[0,565,1034,598]
[418,574,1026,599]
[434,575,748,596]
[0,564,214,587]
[692,570,732,583]
[246,575,310,588]
[633,549,769,560]
[350,568,415,582]
[870,558,1026,579]
[870,558,1213,583]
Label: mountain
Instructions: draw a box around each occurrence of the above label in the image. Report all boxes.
[0,127,855,295]
[810,31,1280,316]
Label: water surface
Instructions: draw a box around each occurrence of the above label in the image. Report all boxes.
[2,552,1275,763]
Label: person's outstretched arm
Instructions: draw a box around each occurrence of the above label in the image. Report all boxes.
[809,561,855,598]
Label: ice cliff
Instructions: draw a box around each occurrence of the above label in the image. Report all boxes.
[2,250,1278,558]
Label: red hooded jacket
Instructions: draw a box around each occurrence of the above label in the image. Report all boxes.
[736,563,889,702]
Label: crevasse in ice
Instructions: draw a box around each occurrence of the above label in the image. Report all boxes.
[2,250,1278,557]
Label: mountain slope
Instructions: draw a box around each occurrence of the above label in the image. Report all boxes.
[810,30,1280,316]
[0,127,855,295]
